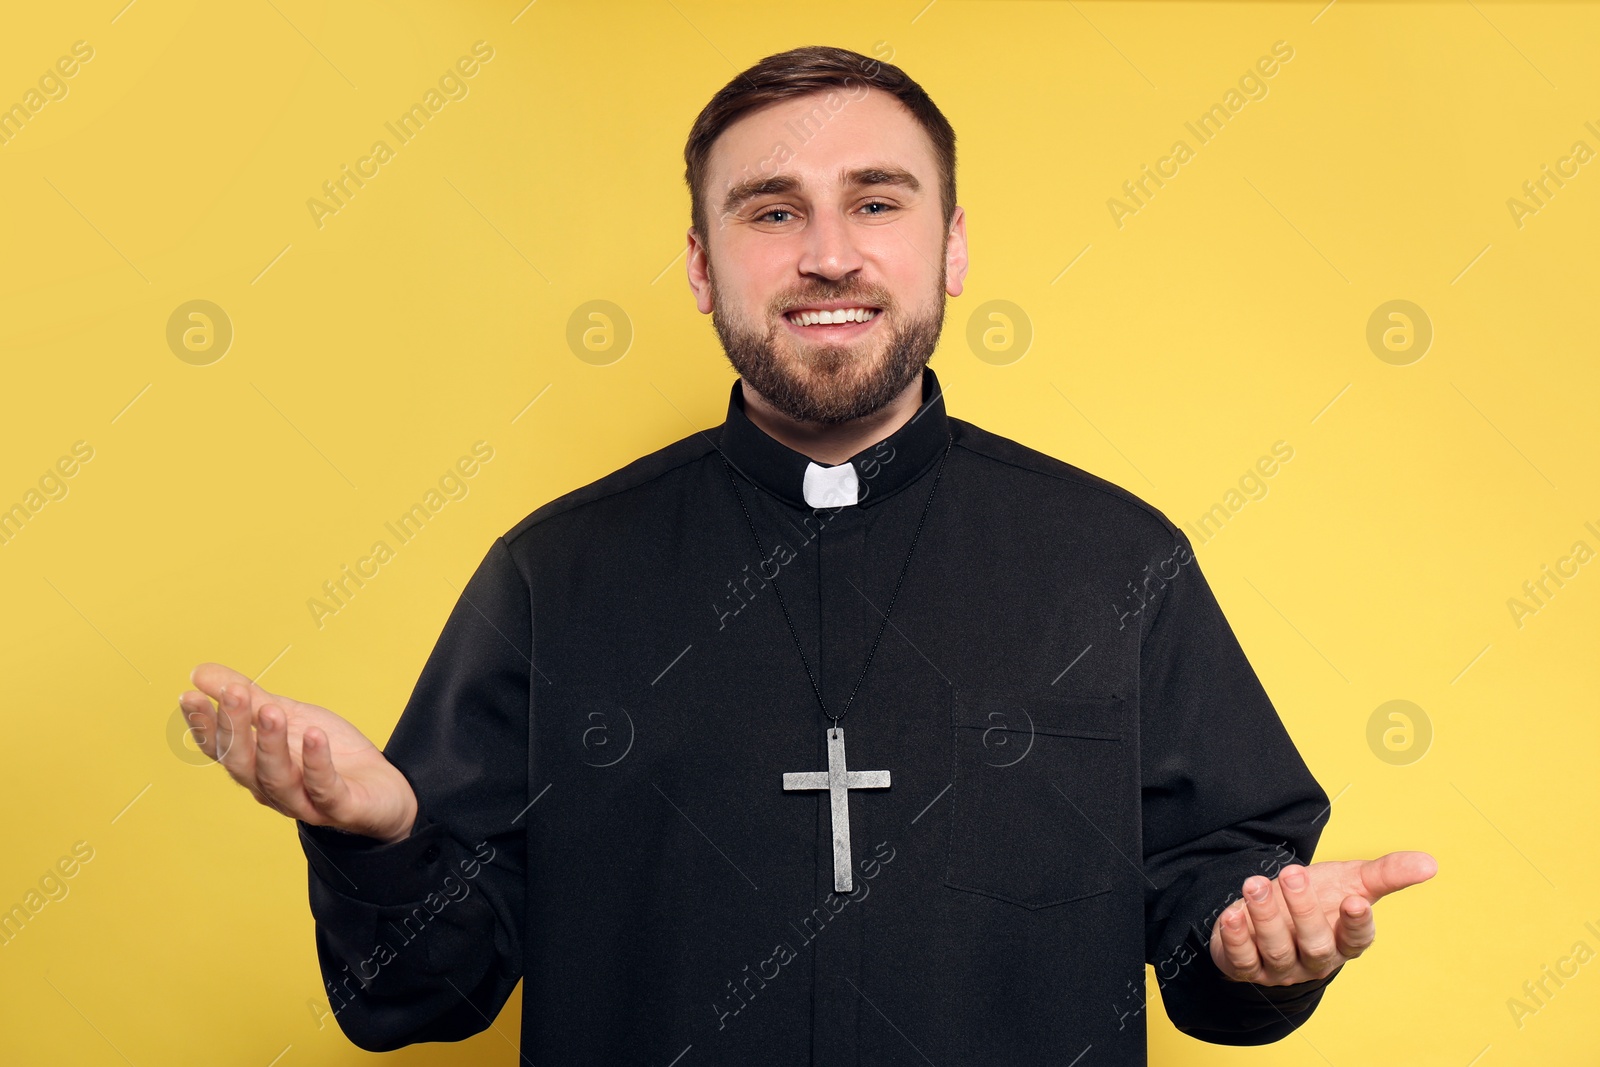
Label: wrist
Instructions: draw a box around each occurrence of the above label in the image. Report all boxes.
[380,789,419,844]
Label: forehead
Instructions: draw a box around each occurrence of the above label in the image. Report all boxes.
[705,87,936,198]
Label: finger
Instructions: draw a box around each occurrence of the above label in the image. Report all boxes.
[1216,898,1262,979]
[190,662,263,706]
[254,703,312,818]
[1279,864,1340,973]
[213,682,259,788]
[178,691,219,761]
[300,725,354,823]
[1242,874,1298,979]
[192,663,279,733]
[1334,894,1375,958]
[1358,850,1439,903]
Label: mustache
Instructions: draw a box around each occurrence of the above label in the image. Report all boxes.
[775,290,891,314]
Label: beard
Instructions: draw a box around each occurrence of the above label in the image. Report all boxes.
[709,268,946,425]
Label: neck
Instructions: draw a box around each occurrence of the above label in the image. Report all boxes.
[740,374,925,465]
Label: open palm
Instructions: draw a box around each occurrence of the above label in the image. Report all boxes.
[179,662,417,843]
[1209,851,1437,986]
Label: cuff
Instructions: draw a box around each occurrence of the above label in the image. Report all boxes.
[296,810,454,907]
[1150,852,1339,1043]
[1167,935,1343,1044]
[1228,963,1343,1011]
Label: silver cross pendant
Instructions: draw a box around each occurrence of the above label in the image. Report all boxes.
[783,726,890,892]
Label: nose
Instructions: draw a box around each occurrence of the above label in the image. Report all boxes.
[796,204,866,282]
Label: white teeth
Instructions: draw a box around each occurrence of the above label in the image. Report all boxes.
[787,307,879,326]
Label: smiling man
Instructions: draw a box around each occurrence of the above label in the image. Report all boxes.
[180,45,1434,1064]
[697,110,949,440]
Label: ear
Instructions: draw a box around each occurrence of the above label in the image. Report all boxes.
[944,205,969,298]
[686,227,713,314]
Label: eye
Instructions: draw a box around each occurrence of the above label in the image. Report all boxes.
[755,208,795,224]
[860,201,897,216]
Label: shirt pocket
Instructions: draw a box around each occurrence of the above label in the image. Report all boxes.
[945,688,1135,909]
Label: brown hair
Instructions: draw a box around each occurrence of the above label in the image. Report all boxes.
[683,45,957,247]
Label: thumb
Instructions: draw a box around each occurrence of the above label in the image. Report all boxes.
[190,661,270,706]
[1357,850,1439,903]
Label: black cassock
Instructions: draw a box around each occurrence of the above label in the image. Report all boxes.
[298,366,1340,1064]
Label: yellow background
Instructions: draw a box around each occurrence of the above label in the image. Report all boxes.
[2,0,1596,1063]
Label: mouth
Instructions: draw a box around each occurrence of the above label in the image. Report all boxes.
[782,305,883,339]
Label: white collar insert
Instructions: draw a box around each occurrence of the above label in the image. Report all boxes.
[802,460,860,508]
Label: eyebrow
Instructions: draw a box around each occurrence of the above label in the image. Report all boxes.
[719,165,922,218]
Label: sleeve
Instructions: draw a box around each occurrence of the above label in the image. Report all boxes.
[1137,527,1342,1045]
[296,535,531,1052]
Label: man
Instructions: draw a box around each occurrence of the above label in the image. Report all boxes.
[180,45,1435,1064]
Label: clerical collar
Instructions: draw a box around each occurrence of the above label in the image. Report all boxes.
[718,366,950,511]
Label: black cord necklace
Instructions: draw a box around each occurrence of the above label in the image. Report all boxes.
[720,433,951,724]
[720,431,953,892]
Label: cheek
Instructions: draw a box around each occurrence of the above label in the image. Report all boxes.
[715,282,774,330]
[882,265,940,313]
[717,261,789,320]
[869,232,942,293]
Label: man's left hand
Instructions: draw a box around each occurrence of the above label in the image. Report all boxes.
[1210,850,1437,986]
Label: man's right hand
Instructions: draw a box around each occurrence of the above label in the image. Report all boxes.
[180,662,419,844]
